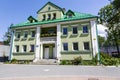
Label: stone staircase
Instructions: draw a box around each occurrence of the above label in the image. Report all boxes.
[31,59,59,65]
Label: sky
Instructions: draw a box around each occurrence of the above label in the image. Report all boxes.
[0,0,110,41]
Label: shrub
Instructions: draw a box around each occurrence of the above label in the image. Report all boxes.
[93,53,120,66]
[60,60,73,65]
[73,56,82,65]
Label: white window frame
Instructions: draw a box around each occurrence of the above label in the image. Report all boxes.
[72,26,78,34]
[15,45,19,52]
[62,26,68,35]
[83,42,90,51]
[62,43,68,51]
[72,42,79,51]
[22,45,27,52]
[82,25,89,34]
[24,31,28,38]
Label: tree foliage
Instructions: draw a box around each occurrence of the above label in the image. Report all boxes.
[98,0,120,57]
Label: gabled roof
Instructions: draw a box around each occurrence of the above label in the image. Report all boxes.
[37,1,64,14]
[66,10,75,16]
[10,11,97,28]
[27,16,38,22]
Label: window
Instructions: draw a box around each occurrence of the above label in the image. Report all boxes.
[63,27,68,35]
[72,27,78,34]
[68,14,72,18]
[48,7,51,11]
[30,45,34,52]
[42,14,46,21]
[16,45,19,52]
[23,45,27,52]
[48,14,51,20]
[31,31,35,37]
[53,13,56,19]
[63,43,68,51]
[24,31,28,38]
[73,42,78,51]
[83,26,88,33]
[84,42,90,50]
[16,32,20,38]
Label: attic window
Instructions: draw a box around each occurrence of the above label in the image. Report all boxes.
[53,13,56,19]
[47,14,51,20]
[48,7,51,11]
[42,14,46,21]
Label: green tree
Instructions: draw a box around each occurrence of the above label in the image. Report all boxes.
[98,35,105,48]
[3,24,12,45]
[98,1,120,57]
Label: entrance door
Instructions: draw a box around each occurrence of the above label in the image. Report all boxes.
[44,48,49,59]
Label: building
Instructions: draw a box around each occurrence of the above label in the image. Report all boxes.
[0,44,10,62]
[9,2,99,62]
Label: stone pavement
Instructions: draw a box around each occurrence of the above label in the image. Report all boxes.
[0,64,120,80]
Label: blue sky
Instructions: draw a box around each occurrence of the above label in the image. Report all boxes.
[0,0,110,41]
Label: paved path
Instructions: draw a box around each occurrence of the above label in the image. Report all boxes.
[0,64,120,80]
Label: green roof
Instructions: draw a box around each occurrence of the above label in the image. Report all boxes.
[11,12,97,28]
[37,1,64,14]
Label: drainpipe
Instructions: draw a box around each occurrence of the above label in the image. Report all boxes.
[96,21,100,65]
[9,30,14,61]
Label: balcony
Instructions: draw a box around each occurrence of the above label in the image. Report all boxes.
[41,37,56,43]
[41,33,56,37]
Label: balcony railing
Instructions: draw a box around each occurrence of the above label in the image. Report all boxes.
[41,33,56,37]
[41,37,56,42]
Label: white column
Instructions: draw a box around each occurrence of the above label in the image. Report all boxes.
[56,24,61,62]
[34,26,40,62]
[40,43,43,59]
[9,30,15,60]
[90,20,99,57]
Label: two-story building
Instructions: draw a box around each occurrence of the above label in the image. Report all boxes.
[9,2,99,63]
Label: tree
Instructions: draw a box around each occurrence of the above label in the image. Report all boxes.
[3,24,12,45]
[98,1,120,57]
[98,35,105,48]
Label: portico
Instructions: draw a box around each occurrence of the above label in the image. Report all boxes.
[34,24,61,62]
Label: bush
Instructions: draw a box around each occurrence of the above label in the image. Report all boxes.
[60,60,73,65]
[82,60,96,65]
[93,53,120,66]
[73,56,82,65]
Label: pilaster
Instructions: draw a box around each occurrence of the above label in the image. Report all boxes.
[34,26,40,62]
[90,20,99,57]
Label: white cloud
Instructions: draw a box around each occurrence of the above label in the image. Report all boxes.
[97,24,107,37]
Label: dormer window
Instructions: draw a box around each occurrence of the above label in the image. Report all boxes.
[27,16,38,23]
[42,14,46,21]
[66,10,75,18]
[48,14,51,20]
[53,13,56,19]
[68,14,72,18]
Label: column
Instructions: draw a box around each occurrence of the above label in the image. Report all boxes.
[90,20,99,57]
[34,26,40,62]
[56,24,61,62]
[40,43,43,59]
[9,30,15,60]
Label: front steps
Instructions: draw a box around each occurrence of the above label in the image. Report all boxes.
[31,59,59,65]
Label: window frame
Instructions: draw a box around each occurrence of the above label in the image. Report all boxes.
[24,31,28,38]
[30,45,34,52]
[22,45,27,52]
[31,31,35,37]
[63,43,68,51]
[72,26,78,34]
[16,32,21,39]
[62,27,68,35]
[72,42,79,51]
[83,42,90,50]
[15,45,19,52]
[82,25,88,34]
[48,14,51,20]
